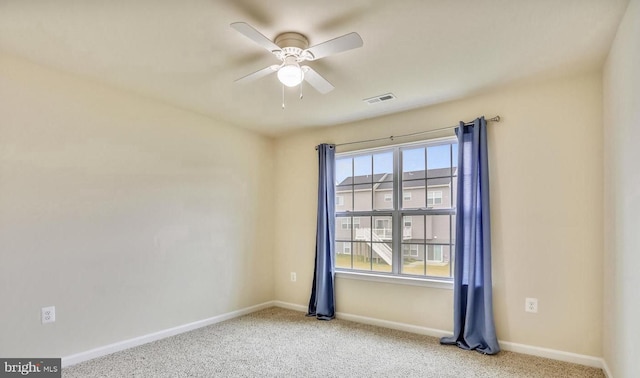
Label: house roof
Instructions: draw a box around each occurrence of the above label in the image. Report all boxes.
[337,168,456,190]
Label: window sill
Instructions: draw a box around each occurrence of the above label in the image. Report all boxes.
[335,270,453,290]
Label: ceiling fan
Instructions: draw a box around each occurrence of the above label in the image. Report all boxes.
[231,22,363,95]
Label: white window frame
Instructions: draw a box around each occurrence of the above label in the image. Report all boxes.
[336,195,345,206]
[403,192,412,201]
[334,137,456,285]
[384,193,393,202]
[343,242,351,255]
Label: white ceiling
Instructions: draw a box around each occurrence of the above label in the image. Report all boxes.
[0,0,629,135]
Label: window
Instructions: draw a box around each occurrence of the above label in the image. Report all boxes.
[402,244,419,257]
[336,195,344,206]
[427,191,443,206]
[335,139,457,280]
[427,245,444,262]
[340,217,361,230]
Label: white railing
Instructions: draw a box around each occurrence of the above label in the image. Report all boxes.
[353,228,392,265]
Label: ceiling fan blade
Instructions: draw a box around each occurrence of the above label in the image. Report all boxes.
[235,65,279,84]
[303,32,363,61]
[231,22,282,54]
[301,66,334,94]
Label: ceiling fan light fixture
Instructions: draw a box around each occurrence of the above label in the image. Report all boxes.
[277,62,304,87]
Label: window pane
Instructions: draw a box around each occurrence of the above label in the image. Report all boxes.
[402,148,425,180]
[352,242,372,271]
[452,176,458,209]
[425,215,451,244]
[335,216,352,241]
[336,157,353,186]
[371,242,392,272]
[373,152,393,181]
[336,185,352,211]
[402,244,425,276]
[427,145,451,177]
[402,179,426,209]
[426,245,452,278]
[426,179,448,208]
[373,216,393,240]
[373,186,393,210]
[452,143,459,168]
[353,184,372,211]
[403,215,425,243]
[354,155,372,180]
[451,215,457,241]
[336,249,352,269]
[353,216,370,241]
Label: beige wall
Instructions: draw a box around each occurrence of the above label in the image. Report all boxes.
[274,72,603,356]
[603,0,640,376]
[0,54,275,357]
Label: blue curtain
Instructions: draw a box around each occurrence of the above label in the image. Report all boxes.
[307,143,336,320]
[440,117,500,354]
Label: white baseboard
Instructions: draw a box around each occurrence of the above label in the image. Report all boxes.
[62,301,276,368]
[272,301,307,312]
[498,341,603,369]
[601,358,613,378]
[273,301,607,372]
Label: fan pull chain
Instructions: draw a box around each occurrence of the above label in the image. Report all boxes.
[282,84,285,110]
[299,82,303,99]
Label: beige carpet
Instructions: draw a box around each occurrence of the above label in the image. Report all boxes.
[63,307,604,377]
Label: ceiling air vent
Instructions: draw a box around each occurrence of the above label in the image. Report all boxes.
[363,93,396,105]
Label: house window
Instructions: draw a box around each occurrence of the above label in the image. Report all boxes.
[427,245,444,262]
[343,242,351,255]
[402,244,419,257]
[341,218,361,230]
[334,139,457,279]
[336,195,344,206]
[427,191,443,206]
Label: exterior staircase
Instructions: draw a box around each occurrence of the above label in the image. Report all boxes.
[354,228,392,265]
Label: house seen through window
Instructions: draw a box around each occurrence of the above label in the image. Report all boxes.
[335,139,457,279]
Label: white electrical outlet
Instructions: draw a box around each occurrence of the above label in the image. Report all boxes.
[525,298,538,313]
[290,272,297,282]
[42,306,56,324]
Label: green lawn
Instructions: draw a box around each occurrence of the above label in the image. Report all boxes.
[336,254,451,278]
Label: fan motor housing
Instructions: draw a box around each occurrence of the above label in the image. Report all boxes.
[275,32,309,50]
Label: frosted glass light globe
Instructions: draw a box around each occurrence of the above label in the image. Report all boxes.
[277,64,304,87]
